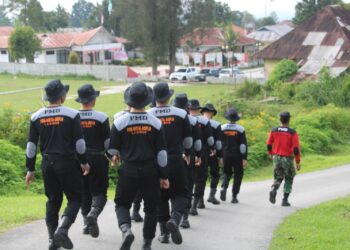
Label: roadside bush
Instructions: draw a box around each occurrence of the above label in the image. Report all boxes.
[0,106,30,148]
[134,58,145,66]
[68,51,79,64]
[0,139,43,195]
[110,60,123,65]
[123,59,135,66]
[295,68,350,107]
[236,80,262,99]
[267,59,298,85]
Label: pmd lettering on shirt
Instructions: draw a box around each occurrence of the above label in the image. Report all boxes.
[44,108,60,115]
[80,111,93,117]
[278,128,288,132]
[155,109,171,115]
[130,115,148,121]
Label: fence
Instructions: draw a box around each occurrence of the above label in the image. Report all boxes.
[0,63,128,81]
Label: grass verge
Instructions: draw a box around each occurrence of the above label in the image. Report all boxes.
[244,145,350,182]
[270,195,350,250]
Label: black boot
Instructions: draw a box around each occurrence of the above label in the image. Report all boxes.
[142,238,153,250]
[282,193,291,207]
[197,197,205,209]
[82,215,89,235]
[220,188,227,201]
[180,210,190,229]
[131,203,143,222]
[158,222,170,244]
[269,186,278,204]
[231,194,239,204]
[166,212,183,245]
[119,223,135,250]
[48,226,60,250]
[189,198,199,216]
[207,189,220,205]
[87,207,102,238]
[54,216,74,249]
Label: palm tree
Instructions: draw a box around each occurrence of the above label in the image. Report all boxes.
[219,25,239,67]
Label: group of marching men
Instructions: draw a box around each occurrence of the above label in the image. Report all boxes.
[25,80,301,250]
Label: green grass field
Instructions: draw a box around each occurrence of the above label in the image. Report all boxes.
[270,195,350,250]
[0,74,232,117]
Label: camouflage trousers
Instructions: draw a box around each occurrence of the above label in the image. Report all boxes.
[272,155,296,194]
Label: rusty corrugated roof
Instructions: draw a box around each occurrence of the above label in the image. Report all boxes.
[257,5,350,76]
[0,27,13,49]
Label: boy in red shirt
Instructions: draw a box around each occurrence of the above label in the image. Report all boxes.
[267,112,301,206]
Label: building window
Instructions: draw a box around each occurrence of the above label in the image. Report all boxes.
[46,50,55,55]
[104,51,112,60]
[1,50,7,55]
[57,50,70,64]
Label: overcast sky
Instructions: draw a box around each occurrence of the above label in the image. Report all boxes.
[39,0,350,20]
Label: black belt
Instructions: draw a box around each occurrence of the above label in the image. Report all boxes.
[42,154,75,160]
[87,151,105,156]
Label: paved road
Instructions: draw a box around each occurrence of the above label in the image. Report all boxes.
[1,165,350,250]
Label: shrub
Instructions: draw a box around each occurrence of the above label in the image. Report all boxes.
[110,60,123,65]
[236,80,262,99]
[0,106,30,148]
[68,51,79,64]
[134,58,145,66]
[123,59,135,66]
[268,59,298,85]
[0,139,43,195]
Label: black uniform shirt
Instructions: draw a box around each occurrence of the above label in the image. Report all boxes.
[188,114,202,158]
[108,112,168,179]
[221,123,248,160]
[114,110,128,121]
[79,110,110,152]
[26,105,88,172]
[148,106,193,157]
[210,119,223,158]
[196,115,215,150]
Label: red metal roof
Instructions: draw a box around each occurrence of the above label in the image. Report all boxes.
[71,26,102,46]
[179,25,256,48]
[0,27,14,48]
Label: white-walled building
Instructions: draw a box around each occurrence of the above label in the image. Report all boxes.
[0,27,14,63]
[0,26,128,64]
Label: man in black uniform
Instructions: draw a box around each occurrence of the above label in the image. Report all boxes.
[25,79,90,250]
[220,108,248,203]
[172,93,202,229]
[108,82,169,250]
[114,107,144,223]
[188,99,215,214]
[75,84,110,238]
[148,83,192,245]
[201,103,222,205]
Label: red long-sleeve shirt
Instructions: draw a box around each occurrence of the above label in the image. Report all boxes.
[266,126,301,164]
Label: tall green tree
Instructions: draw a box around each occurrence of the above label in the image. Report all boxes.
[0,6,12,26]
[9,26,41,62]
[293,0,343,25]
[118,0,167,75]
[44,5,69,31]
[70,0,95,27]
[6,0,44,30]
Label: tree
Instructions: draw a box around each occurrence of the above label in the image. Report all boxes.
[293,0,343,25]
[68,51,79,64]
[70,0,95,27]
[117,0,167,75]
[183,0,217,33]
[0,6,12,26]
[6,0,45,30]
[256,12,278,28]
[43,5,69,32]
[9,26,41,63]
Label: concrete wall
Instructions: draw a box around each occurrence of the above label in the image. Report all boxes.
[0,63,128,81]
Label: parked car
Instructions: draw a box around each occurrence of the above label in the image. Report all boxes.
[195,68,221,81]
[169,67,198,81]
[219,68,245,79]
